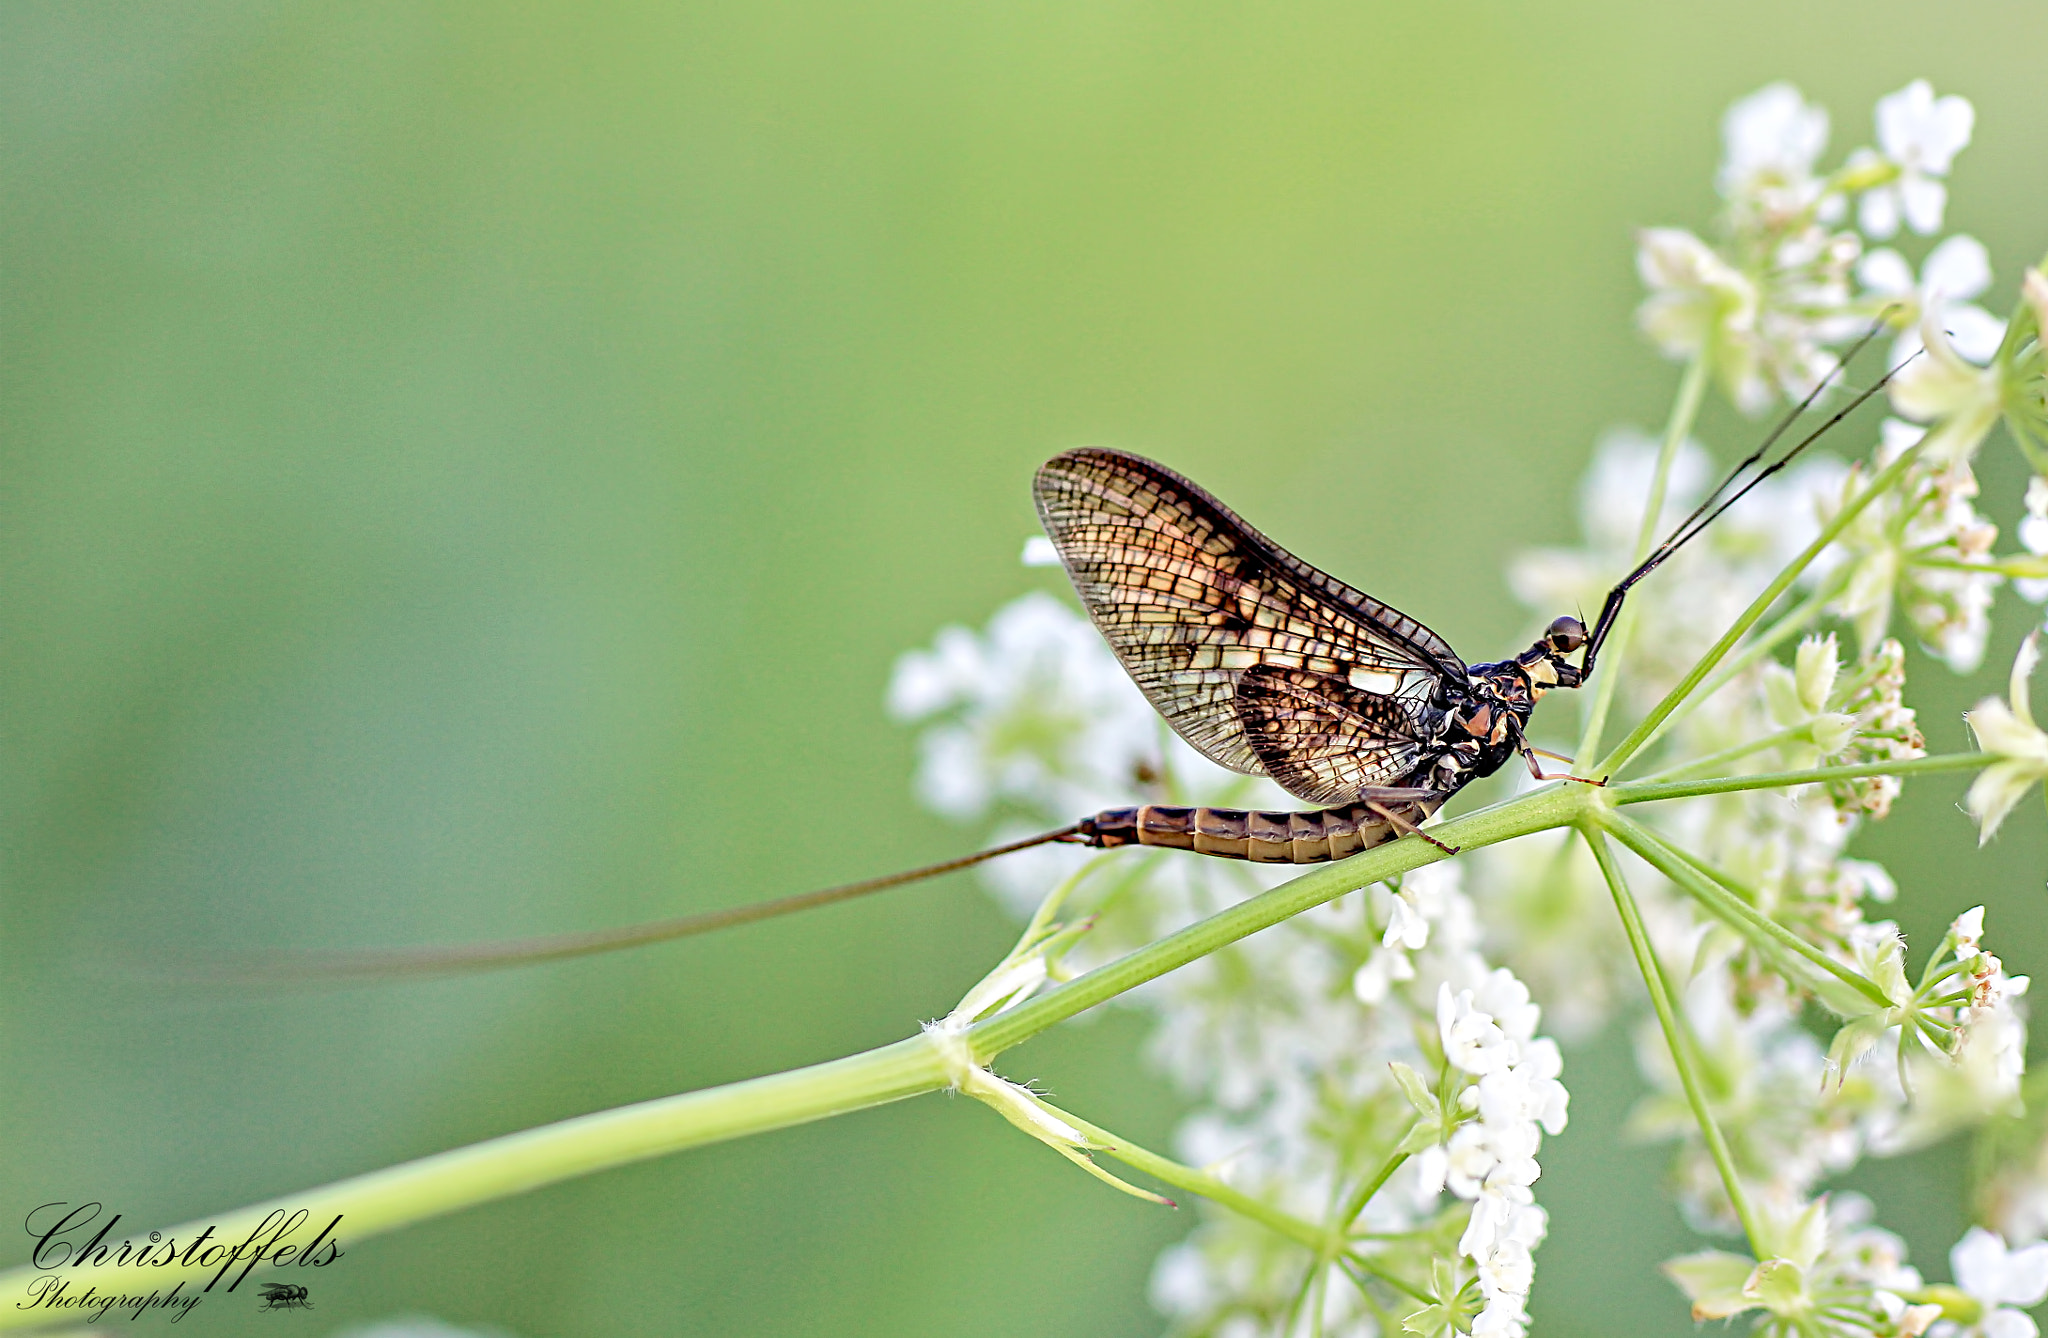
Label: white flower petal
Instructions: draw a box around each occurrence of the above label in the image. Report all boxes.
[1997,1241,2048,1307]
[1944,305,2009,366]
[1860,187,1901,240]
[1857,248,1916,296]
[1020,535,1061,567]
[1923,235,1993,301]
[1983,1308,2040,1338]
[1899,175,1948,235]
[1794,634,1841,713]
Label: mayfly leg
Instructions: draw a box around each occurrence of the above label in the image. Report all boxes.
[1361,799,1459,855]
[1518,744,1607,786]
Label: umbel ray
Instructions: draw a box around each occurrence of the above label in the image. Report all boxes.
[224,331,1907,982]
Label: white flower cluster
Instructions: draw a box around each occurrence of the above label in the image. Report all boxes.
[893,595,1568,1336]
[1637,81,2002,422]
[1498,420,2038,1233]
[1823,419,2003,675]
[1504,79,2045,1295]
[1668,1203,2048,1338]
[1419,977,1566,1335]
[1148,861,1568,1338]
[887,590,1166,821]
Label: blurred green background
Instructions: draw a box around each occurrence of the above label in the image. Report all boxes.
[4,3,2045,1334]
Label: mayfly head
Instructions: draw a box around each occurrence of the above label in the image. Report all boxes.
[1507,615,1589,699]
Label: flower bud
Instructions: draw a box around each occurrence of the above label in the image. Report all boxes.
[1794,634,1841,713]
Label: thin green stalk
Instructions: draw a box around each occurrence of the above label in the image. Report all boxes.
[1598,443,1925,776]
[1631,722,1817,784]
[1286,1255,1324,1335]
[1610,751,1985,805]
[1581,824,1762,1250]
[1343,1253,1434,1304]
[1910,555,2048,578]
[1622,578,1843,772]
[1334,1134,1417,1235]
[1598,809,1890,1010]
[1577,352,1711,764]
[1338,1260,1403,1331]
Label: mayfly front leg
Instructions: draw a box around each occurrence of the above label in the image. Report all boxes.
[1516,743,1607,787]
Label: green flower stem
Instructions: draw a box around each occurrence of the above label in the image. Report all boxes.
[0,1036,948,1327]
[1598,442,1926,777]
[1582,823,1762,1251]
[1609,751,1985,805]
[1343,1254,1434,1305]
[1622,577,1846,770]
[1914,554,2048,578]
[1577,351,1712,765]
[1339,1262,1404,1332]
[1042,1104,1329,1252]
[1335,1136,1416,1235]
[1286,1250,1323,1333]
[1631,722,1819,784]
[1598,809,1891,1010]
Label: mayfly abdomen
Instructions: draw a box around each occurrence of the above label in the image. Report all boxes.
[1075,800,1439,864]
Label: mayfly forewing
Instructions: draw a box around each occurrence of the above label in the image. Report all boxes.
[1032,447,1464,797]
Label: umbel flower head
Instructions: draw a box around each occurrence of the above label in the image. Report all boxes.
[894,583,1571,1337]
[1637,79,1988,418]
[1663,1193,1937,1336]
[1821,420,2001,673]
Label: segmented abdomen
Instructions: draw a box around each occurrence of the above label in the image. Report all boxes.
[1076,799,1442,863]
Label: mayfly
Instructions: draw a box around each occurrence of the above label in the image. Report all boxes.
[217,334,1905,981]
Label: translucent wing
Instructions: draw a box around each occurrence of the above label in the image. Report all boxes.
[1232,665,1437,804]
[1033,447,1464,779]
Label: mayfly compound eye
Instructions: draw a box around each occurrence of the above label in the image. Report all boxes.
[1547,616,1587,653]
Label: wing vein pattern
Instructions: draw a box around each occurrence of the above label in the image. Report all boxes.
[1032,448,1464,804]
